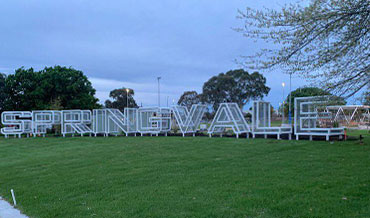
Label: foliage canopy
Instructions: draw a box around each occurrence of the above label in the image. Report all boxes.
[202,69,270,111]
[105,88,137,111]
[2,66,100,111]
[237,0,370,97]
[282,87,346,116]
[177,91,201,110]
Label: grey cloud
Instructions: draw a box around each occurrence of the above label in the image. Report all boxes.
[0,0,308,109]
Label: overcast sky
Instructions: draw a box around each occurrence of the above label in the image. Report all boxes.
[0,0,362,109]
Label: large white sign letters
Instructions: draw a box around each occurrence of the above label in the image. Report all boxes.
[0,97,347,140]
[208,103,251,138]
[172,104,206,137]
[294,96,344,141]
[251,101,292,139]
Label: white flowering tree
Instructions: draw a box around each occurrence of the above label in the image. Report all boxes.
[236,0,369,97]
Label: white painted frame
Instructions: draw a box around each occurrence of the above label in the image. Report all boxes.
[294,96,344,141]
[32,110,61,137]
[92,109,128,136]
[208,103,250,138]
[251,101,292,140]
[137,107,171,136]
[326,105,370,125]
[172,104,207,137]
[1,111,32,138]
[61,110,93,137]
[124,108,138,135]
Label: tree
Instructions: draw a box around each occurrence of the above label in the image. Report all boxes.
[177,91,201,110]
[202,69,270,111]
[49,97,64,110]
[3,66,100,110]
[105,88,137,111]
[0,73,7,112]
[236,0,370,98]
[4,68,46,110]
[360,91,370,105]
[40,66,100,110]
[282,87,346,117]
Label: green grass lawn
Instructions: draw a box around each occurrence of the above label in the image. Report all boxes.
[0,131,369,218]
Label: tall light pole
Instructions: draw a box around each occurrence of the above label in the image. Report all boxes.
[279,102,282,120]
[288,73,292,124]
[126,88,130,134]
[126,88,129,109]
[157,77,161,107]
[282,82,286,124]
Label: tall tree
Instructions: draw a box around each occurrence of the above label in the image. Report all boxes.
[3,66,100,110]
[40,66,99,109]
[237,0,370,97]
[4,68,46,110]
[282,87,346,116]
[177,91,201,110]
[105,88,137,111]
[0,73,7,112]
[202,69,270,111]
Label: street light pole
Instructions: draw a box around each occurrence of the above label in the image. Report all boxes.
[282,82,286,124]
[279,102,282,120]
[289,73,292,124]
[126,88,129,109]
[157,77,161,107]
[126,88,130,135]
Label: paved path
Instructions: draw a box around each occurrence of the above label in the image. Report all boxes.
[0,197,28,218]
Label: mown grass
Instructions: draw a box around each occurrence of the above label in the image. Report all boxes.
[0,131,369,218]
